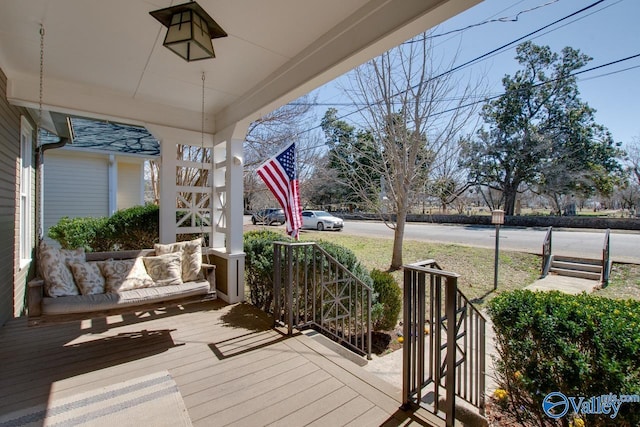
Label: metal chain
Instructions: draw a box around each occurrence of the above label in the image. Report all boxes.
[201,72,205,151]
[38,24,45,142]
[200,72,208,251]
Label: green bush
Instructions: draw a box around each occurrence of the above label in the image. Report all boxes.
[488,290,640,426]
[370,269,402,330]
[47,216,108,251]
[315,240,373,288]
[242,232,374,314]
[243,230,289,312]
[48,204,159,251]
[105,204,159,250]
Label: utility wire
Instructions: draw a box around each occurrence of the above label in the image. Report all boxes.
[286,52,640,155]
[404,0,561,42]
[292,1,607,118]
[266,0,617,153]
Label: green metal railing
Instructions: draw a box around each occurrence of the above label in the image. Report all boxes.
[541,226,553,277]
[402,260,486,426]
[273,241,372,359]
[601,228,611,286]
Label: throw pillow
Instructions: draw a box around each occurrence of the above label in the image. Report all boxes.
[67,260,106,295]
[154,238,202,282]
[143,252,183,286]
[39,242,84,297]
[100,258,154,293]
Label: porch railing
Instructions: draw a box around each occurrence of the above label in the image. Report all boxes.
[601,228,611,286]
[541,226,553,277]
[402,260,486,427]
[273,241,372,359]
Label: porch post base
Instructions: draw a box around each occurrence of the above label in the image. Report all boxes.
[207,249,245,304]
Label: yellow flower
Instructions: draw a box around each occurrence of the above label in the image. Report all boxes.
[514,371,523,381]
[569,417,585,427]
[493,388,508,401]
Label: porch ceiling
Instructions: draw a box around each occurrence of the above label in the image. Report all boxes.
[0,0,480,135]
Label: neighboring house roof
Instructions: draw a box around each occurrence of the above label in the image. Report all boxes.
[69,118,159,156]
[40,117,159,157]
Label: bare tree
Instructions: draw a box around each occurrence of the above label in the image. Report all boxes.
[627,136,640,186]
[335,32,483,270]
[243,95,322,212]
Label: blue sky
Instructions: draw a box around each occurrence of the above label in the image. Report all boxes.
[311,0,640,146]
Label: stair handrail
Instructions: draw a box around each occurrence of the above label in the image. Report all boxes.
[403,260,486,426]
[273,241,372,359]
[541,226,553,277]
[601,228,611,286]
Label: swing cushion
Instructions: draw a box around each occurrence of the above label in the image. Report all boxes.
[154,238,203,282]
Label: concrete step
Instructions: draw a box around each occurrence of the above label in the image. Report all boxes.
[552,255,601,266]
[551,260,603,273]
[549,267,601,281]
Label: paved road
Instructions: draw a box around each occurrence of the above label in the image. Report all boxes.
[244,216,639,263]
[338,220,640,264]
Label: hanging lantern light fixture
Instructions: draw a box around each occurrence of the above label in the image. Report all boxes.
[150,1,227,62]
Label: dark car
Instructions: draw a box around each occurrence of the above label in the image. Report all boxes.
[251,208,286,225]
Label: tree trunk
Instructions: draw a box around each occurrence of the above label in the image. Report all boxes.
[390,206,407,270]
[504,186,517,216]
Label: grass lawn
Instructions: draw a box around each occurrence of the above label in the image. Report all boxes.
[247,225,640,306]
[297,230,640,305]
[597,263,640,300]
[298,231,541,308]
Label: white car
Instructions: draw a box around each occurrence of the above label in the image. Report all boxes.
[301,210,344,231]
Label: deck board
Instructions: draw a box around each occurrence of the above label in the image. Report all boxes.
[0,301,444,426]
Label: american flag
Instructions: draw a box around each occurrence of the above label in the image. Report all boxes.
[256,143,303,238]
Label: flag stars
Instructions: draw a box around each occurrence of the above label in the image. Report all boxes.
[276,145,297,180]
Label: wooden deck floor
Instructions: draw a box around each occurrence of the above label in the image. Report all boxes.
[0,301,444,426]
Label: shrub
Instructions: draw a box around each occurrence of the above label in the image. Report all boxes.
[370,269,402,330]
[488,290,640,426]
[48,204,159,251]
[242,232,373,314]
[243,230,289,312]
[47,216,108,251]
[105,204,159,250]
[315,240,372,288]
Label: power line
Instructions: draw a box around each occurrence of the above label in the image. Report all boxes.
[404,0,561,43]
[266,0,617,153]
[295,0,608,120]
[288,53,640,155]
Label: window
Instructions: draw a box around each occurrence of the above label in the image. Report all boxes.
[19,116,33,266]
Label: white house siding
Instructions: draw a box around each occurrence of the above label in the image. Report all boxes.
[117,160,144,211]
[0,68,36,325]
[43,149,109,244]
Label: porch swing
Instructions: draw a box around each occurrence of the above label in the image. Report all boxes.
[27,32,217,326]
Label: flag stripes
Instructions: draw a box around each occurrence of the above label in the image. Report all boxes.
[256,143,302,237]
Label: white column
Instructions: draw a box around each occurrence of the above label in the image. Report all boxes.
[208,122,248,303]
[108,154,117,216]
[227,136,244,253]
[158,138,177,244]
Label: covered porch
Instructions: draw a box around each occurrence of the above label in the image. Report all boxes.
[0,301,444,426]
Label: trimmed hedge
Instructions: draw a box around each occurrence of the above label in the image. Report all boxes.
[488,290,640,426]
[47,216,108,251]
[48,204,159,251]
